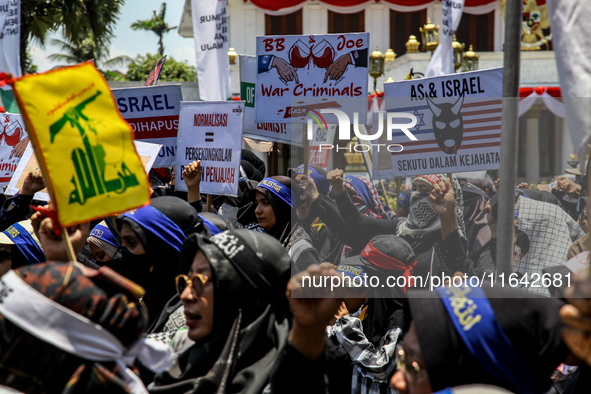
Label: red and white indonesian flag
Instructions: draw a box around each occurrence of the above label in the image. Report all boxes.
[547,0,591,172]
[425,0,465,77]
[191,0,231,101]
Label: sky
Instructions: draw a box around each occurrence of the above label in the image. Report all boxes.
[30,0,196,73]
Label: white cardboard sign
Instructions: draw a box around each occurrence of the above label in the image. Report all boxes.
[176,101,244,197]
[255,33,369,124]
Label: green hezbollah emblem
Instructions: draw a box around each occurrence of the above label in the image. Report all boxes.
[49,90,139,205]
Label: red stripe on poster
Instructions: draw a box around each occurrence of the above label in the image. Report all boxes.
[394,141,500,155]
[125,115,179,139]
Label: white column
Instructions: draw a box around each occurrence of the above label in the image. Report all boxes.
[525,116,540,182]
[242,4,265,56]
[493,4,504,52]
[561,117,575,172]
[365,3,389,54]
[303,3,327,35]
[428,3,443,26]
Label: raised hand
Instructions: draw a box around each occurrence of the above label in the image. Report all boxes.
[287,263,344,359]
[327,168,345,196]
[429,178,455,219]
[183,160,203,188]
[21,168,45,196]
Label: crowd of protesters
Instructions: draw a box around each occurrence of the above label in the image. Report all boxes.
[0,150,591,394]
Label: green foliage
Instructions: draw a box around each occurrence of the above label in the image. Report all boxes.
[131,3,177,56]
[103,70,128,81]
[20,0,124,74]
[126,54,196,82]
[48,37,132,70]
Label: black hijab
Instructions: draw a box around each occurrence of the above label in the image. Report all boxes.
[408,286,570,393]
[151,229,291,394]
[107,196,203,324]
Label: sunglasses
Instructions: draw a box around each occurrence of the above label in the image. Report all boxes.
[175,273,209,298]
[396,345,427,383]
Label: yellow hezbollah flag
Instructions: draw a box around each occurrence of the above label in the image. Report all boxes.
[12,63,150,227]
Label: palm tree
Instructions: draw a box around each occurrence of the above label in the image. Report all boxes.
[48,37,132,70]
[20,0,124,74]
[131,3,177,56]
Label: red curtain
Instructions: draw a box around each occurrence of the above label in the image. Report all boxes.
[247,0,501,12]
[519,87,562,98]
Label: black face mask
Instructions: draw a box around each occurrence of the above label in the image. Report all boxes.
[111,247,154,289]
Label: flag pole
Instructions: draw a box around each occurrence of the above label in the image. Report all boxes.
[61,229,77,262]
[496,0,522,277]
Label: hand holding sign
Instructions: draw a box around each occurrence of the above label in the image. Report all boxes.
[429,178,456,218]
[183,160,203,188]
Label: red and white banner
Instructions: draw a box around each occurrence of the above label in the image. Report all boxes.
[111,84,182,167]
[380,67,503,178]
[248,0,499,16]
[518,86,565,118]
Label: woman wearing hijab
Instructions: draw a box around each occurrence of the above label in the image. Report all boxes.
[148,229,291,394]
[390,285,577,394]
[0,219,45,276]
[104,196,202,325]
[87,221,119,264]
[254,176,320,272]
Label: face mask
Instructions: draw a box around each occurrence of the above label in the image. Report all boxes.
[409,192,438,228]
[112,247,154,287]
[219,203,238,220]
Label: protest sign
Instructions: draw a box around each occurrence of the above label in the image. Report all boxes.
[308,123,336,170]
[111,84,182,167]
[11,63,151,226]
[424,0,465,77]
[176,101,244,197]
[377,67,503,178]
[0,113,28,188]
[6,140,161,202]
[191,0,231,101]
[255,33,369,124]
[144,55,167,86]
[0,0,20,77]
[240,55,292,144]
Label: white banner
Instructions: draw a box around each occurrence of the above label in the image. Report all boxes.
[176,101,244,196]
[424,0,465,77]
[191,0,231,101]
[240,55,292,144]
[6,140,161,201]
[111,85,182,167]
[0,0,20,77]
[255,33,369,124]
[0,113,28,188]
[379,67,503,178]
[547,0,591,173]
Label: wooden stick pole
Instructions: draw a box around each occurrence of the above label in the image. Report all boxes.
[206,194,212,212]
[303,131,310,175]
[379,180,392,211]
[61,229,77,262]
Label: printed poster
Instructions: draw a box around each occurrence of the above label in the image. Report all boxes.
[377,67,503,178]
[176,101,244,197]
[111,84,182,167]
[0,113,28,188]
[255,33,369,124]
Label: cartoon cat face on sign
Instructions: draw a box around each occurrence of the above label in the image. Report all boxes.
[427,95,464,155]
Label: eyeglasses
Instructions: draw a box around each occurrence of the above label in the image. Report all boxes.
[396,345,427,383]
[175,273,209,298]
